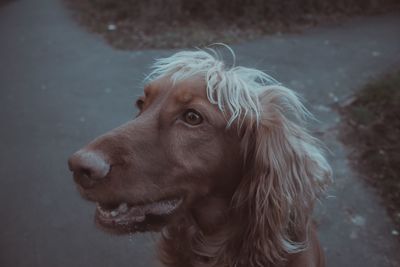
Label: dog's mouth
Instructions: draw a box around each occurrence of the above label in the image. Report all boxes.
[94,197,183,233]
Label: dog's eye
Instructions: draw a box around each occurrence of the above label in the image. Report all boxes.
[183,109,203,125]
[136,98,144,110]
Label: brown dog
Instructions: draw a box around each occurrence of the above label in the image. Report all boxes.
[68,48,332,267]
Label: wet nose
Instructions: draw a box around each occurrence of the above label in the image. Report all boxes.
[68,150,110,189]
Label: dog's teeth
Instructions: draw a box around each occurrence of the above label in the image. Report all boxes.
[110,210,118,217]
[97,204,110,218]
[118,203,128,213]
[135,215,145,222]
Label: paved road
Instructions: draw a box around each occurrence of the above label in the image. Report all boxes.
[0,0,399,266]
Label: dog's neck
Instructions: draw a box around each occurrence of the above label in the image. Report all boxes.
[157,195,299,267]
[191,196,231,234]
[158,196,242,267]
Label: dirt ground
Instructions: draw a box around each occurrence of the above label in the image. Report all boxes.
[0,0,13,7]
[340,70,400,234]
[64,0,399,50]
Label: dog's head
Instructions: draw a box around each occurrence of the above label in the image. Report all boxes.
[68,48,331,264]
[68,73,243,233]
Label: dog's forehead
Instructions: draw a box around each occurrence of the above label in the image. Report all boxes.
[173,77,207,103]
[147,75,207,103]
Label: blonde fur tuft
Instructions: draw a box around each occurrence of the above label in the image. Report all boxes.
[146,46,280,126]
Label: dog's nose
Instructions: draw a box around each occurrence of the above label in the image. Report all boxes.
[68,150,110,189]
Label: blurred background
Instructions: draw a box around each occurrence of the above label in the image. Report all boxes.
[0,0,399,266]
[66,0,399,49]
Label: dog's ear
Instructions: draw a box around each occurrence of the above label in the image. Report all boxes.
[232,85,332,265]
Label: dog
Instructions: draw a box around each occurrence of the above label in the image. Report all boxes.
[68,47,332,267]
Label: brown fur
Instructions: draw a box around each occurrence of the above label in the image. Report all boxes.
[69,75,330,267]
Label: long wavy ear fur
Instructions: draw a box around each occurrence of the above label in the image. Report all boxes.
[232,85,332,266]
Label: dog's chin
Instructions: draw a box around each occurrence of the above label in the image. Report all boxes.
[93,198,183,234]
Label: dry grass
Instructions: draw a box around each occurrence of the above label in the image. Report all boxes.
[341,70,400,233]
[64,0,399,50]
